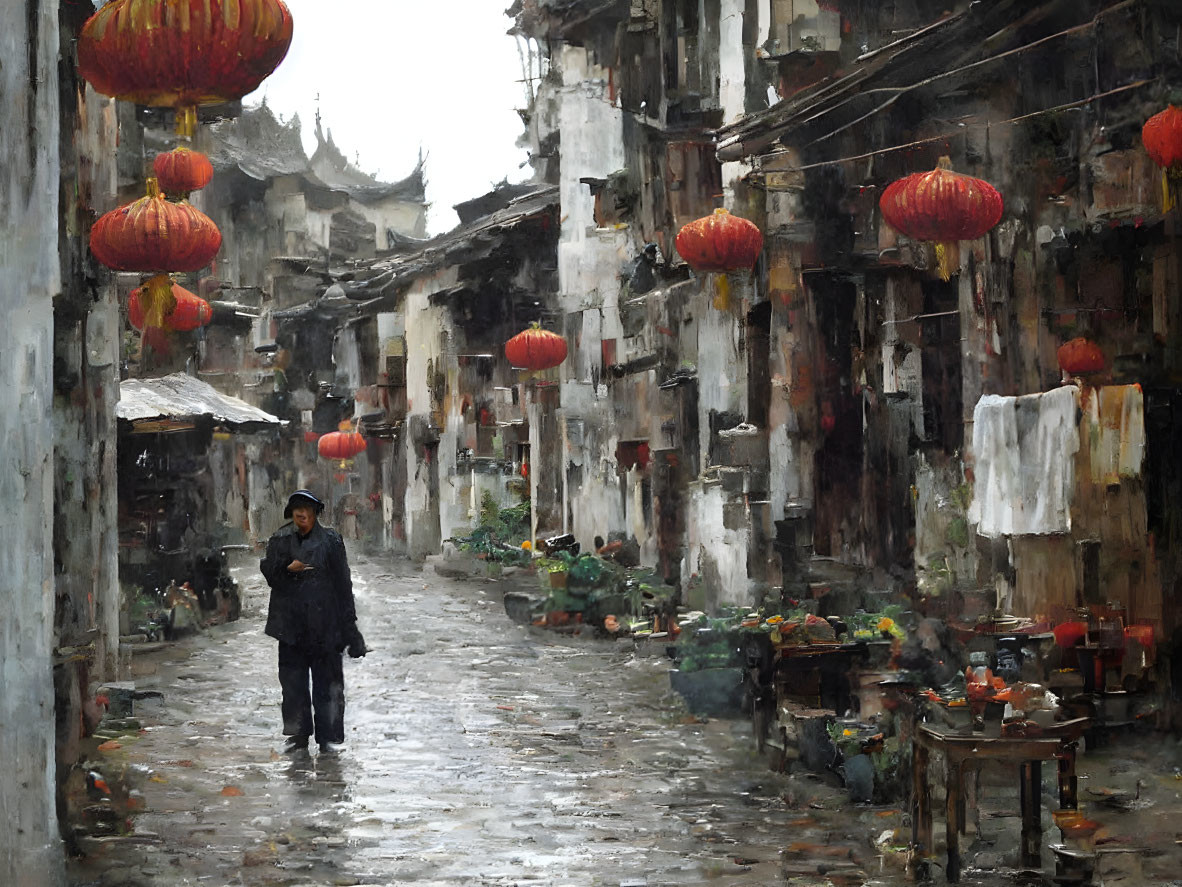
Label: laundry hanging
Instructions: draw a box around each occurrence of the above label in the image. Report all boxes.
[1083,384,1145,485]
[969,385,1079,538]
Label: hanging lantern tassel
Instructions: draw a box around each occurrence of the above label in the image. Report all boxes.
[712,273,730,310]
[935,241,960,282]
[138,274,176,358]
[1160,169,1182,213]
[139,273,178,329]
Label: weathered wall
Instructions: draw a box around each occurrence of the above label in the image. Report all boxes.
[552,43,638,553]
[403,273,457,558]
[54,1,123,687]
[0,0,65,881]
[353,198,428,248]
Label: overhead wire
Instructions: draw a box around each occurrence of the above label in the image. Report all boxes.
[753,78,1156,181]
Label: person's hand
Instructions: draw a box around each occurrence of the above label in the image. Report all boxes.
[287,559,308,572]
[347,626,368,659]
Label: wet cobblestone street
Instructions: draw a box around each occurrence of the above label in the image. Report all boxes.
[66,554,895,887]
[66,554,1182,887]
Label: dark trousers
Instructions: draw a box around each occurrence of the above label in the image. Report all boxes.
[278,642,345,744]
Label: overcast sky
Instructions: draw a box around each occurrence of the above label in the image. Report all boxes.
[247,0,533,235]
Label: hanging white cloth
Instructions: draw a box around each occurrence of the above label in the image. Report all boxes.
[969,386,1079,538]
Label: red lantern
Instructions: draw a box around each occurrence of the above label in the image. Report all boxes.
[154,147,214,196]
[1057,338,1105,376]
[77,0,293,137]
[303,431,320,444]
[1142,106,1182,209]
[675,208,763,273]
[318,431,368,461]
[879,156,1003,281]
[505,324,568,371]
[128,282,211,332]
[91,180,222,330]
[1142,106,1182,170]
[90,182,221,274]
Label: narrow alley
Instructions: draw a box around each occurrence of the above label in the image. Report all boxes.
[66,554,885,887]
[9,3,1182,885]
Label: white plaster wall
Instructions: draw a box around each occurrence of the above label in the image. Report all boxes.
[354,198,427,247]
[551,45,641,553]
[403,272,457,556]
[719,0,748,125]
[555,45,630,314]
[304,205,334,255]
[569,449,626,551]
[0,2,63,880]
[881,278,925,436]
[334,324,363,392]
[438,369,465,543]
[694,285,746,466]
[685,483,750,608]
[718,0,756,203]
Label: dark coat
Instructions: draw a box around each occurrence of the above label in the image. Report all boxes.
[261,522,358,654]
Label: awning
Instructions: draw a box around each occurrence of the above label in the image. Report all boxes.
[117,373,285,433]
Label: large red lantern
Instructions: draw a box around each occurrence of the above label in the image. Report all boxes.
[77,0,294,137]
[154,148,214,196]
[90,180,222,329]
[1057,338,1105,376]
[1141,105,1182,209]
[675,208,763,273]
[128,282,212,332]
[505,324,568,371]
[879,156,1003,281]
[318,431,368,461]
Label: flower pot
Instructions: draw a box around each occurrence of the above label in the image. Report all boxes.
[549,570,568,589]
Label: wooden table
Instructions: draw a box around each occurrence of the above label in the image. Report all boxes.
[772,641,867,712]
[911,718,1089,882]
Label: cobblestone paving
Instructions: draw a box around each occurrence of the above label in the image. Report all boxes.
[66,554,1182,886]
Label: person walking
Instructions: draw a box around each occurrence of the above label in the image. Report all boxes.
[261,489,367,754]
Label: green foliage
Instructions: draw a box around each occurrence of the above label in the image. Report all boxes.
[448,490,532,564]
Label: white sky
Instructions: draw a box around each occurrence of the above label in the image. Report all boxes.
[247,0,533,235]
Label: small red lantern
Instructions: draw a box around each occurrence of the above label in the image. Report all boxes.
[505,324,568,371]
[675,208,763,310]
[318,431,368,461]
[675,208,764,273]
[303,431,320,444]
[154,147,214,196]
[1057,338,1105,376]
[77,0,294,137]
[1141,105,1182,209]
[879,156,1003,281]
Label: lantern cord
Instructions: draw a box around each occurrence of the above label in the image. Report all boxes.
[752,78,1155,178]
[175,106,197,141]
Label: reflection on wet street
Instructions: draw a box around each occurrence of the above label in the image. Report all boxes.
[70,554,866,886]
[66,554,1182,887]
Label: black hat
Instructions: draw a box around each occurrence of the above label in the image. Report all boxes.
[284,489,325,518]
